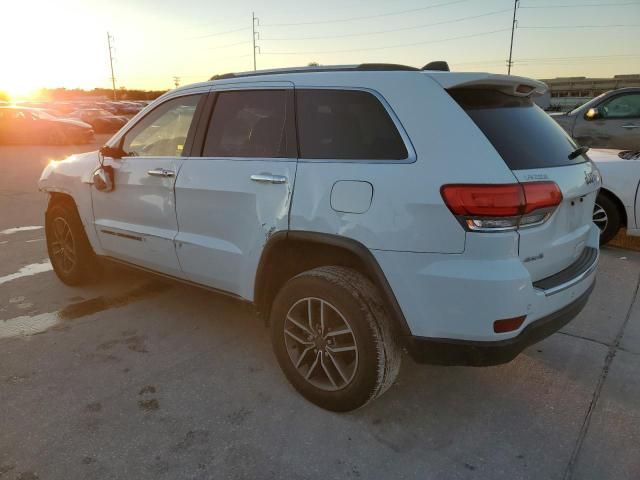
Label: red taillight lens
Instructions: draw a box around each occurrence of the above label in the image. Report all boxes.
[440,184,524,217]
[522,181,563,214]
[441,182,563,231]
[493,315,526,333]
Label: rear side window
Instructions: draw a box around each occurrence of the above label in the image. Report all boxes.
[296,89,408,160]
[203,90,292,158]
[450,89,586,170]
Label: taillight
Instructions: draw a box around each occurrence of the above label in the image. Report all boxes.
[440,182,562,232]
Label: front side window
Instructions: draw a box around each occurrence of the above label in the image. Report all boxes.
[122,94,202,157]
[599,93,640,119]
[202,90,291,158]
[296,89,408,160]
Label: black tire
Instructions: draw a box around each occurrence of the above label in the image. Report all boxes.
[594,193,621,245]
[45,199,99,285]
[270,266,401,412]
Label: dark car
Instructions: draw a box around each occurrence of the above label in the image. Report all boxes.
[0,106,94,145]
[70,108,128,133]
[550,87,640,150]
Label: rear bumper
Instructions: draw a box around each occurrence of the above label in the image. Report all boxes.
[405,280,594,366]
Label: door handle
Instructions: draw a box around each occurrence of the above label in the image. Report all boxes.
[147,168,175,177]
[621,124,640,129]
[250,174,287,184]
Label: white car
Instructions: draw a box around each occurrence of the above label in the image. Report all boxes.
[39,63,600,411]
[589,149,640,244]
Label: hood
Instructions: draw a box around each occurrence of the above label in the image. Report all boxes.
[39,150,101,192]
[55,118,93,129]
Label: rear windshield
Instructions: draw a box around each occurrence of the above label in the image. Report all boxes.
[449,89,587,170]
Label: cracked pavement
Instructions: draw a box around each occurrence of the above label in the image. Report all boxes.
[0,137,638,479]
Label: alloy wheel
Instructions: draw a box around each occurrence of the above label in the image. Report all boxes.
[593,203,608,233]
[50,217,76,274]
[283,297,358,392]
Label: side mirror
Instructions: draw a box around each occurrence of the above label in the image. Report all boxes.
[99,145,124,159]
[585,107,600,120]
[93,165,115,193]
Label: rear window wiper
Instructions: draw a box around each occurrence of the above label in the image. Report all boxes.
[568,146,589,160]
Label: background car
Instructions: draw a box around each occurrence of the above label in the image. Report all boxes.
[551,87,640,150]
[589,148,640,244]
[69,108,128,133]
[0,106,94,144]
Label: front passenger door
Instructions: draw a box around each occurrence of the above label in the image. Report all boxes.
[92,93,204,276]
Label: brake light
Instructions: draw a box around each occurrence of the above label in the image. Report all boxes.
[440,182,562,231]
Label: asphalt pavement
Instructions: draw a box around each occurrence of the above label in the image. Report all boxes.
[0,137,638,480]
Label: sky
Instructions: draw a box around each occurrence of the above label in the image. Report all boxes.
[1,0,639,97]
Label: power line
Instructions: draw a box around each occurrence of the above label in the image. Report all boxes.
[261,8,512,41]
[519,24,640,28]
[206,40,251,50]
[520,1,640,8]
[262,28,510,55]
[261,0,469,27]
[191,26,251,40]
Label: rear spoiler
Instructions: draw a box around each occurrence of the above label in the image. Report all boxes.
[424,72,547,97]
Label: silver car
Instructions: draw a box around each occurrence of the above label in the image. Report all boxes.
[551,87,640,150]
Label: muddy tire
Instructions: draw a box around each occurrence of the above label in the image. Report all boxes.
[45,199,98,285]
[270,266,401,412]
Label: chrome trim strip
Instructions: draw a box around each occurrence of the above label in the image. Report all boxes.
[539,250,599,296]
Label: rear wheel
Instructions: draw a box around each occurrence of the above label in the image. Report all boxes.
[270,266,401,411]
[45,200,98,285]
[593,193,621,245]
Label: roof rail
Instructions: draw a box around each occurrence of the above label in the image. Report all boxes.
[209,63,419,81]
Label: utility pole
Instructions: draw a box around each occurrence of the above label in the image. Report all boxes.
[107,32,117,100]
[507,0,519,75]
[173,76,180,88]
[252,12,260,71]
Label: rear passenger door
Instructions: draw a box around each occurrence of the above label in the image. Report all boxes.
[175,84,297,299]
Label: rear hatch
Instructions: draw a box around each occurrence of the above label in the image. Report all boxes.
[448,85,600,282]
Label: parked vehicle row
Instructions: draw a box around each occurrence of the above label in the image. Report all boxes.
[39,64,600,411]
[0,106,94,145]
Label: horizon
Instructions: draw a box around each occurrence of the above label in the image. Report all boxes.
[2,0,639,99]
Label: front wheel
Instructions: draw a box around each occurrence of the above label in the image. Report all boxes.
[593,194,621,245]
[270,266,401,412]
[45,200,98,285]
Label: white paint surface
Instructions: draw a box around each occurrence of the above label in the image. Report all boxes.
[0,260,53,286]
[0,226,44,235]
[0,312,60,339]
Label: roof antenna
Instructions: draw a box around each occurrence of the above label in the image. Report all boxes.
[422,61,450,72]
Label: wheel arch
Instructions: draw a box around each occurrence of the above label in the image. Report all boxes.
[254,231,411,338]
[598,187,627,227]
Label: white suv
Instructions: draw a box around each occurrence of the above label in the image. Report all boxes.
[39,63,601,411]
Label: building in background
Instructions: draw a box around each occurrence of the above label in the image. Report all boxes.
[539,74,640,111]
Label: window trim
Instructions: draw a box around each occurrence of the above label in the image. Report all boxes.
[190,87,297,161]
[294,86,416,164]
